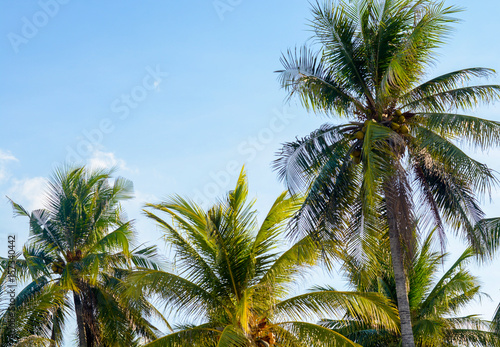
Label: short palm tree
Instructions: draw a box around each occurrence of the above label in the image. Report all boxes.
[322,231,500,346]
[274,1,500,345]
[1,166,164,347]
[127,169,399,347]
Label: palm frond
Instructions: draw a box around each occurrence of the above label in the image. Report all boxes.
[275,289,399,332]
[404,85,500,112]
[277,47,366,116]
[416,112,500,150]
[142,324,220,347]
[277,321,361,347]
[126,269,224,321]
[403,68,497,104]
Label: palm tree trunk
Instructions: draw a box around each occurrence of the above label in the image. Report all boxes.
[385,177,416,347]
[73,292,87,347]
[50,326,56,347]
[388,224,415,347]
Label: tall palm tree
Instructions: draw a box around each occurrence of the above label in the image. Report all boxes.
[322,230,500,346]
[1,166,164,347]
[274,1,500,345]
[127,169,399,346]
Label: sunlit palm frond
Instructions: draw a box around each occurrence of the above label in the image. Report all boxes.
[277,47,366,116]
[416,112,500,150]
[143,324,220,347]
[412,126,497,195]
[275,289,399,332]
[404,85,500,112]
[403,68,496,103]
[276,321,361,347]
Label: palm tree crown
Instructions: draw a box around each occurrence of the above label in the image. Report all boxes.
[128,169,399,347]
[1,166,163,347]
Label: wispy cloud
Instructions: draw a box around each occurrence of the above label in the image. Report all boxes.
[0,150,18,162]
[87,150,132,172]
[8,177,47,211]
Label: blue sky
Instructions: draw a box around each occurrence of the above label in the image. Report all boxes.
[1,0,500,344]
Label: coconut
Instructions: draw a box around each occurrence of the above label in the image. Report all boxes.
[398,115,406,123]
[355,131,364,140]
[268,333,276,345]
[361,126,367,133]
[399,125,409,134]
[52,261,64,274]
[390,122,400,131]
[353,156,362,164]
[395,109,402,117]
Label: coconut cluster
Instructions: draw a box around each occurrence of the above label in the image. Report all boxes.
[252,318,276,347]
[390,109,409,134]
[349,110,409,164]
[51,258,65,274]
[50,250,83,275]
[66,249,83,262]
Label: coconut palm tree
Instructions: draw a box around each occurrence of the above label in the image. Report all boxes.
[274,1,500,345]
[321,230,500,346]
[1,166,165,347]
[126,168,399,347]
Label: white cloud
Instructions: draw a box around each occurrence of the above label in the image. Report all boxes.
[87,150,131,172]
[0,149,17,162]
[8,177,48,211]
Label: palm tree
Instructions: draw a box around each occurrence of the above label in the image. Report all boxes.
[274,1,500,345]
[322,230,500,346]
[1,166,165,347]
[126,168,399,346]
